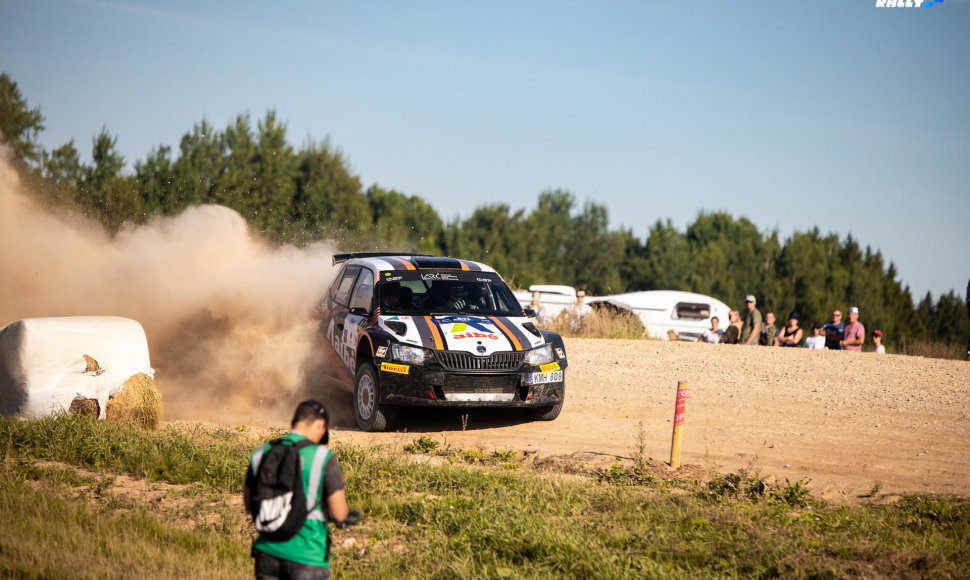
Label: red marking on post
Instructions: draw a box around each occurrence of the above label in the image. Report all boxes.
[674,387,688,426]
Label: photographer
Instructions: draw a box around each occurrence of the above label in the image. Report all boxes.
[244,400,356,580]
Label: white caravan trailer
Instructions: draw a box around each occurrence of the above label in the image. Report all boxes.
[588,290,730,341]
[515,285,730,340]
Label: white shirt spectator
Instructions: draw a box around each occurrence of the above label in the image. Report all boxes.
[803,335,825,350]
[700,328,724,344]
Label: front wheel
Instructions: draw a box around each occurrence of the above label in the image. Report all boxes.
[354,362,396,432]
[534,386,564,421]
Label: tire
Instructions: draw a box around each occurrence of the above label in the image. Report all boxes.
[354,362,395,432]
[534,387,564,421]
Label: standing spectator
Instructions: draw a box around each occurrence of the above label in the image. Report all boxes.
[823,309,845,350]
[839,306,866,351]
[873,330,886,354]
[574,289,591,317]
[740,295,762,346]
[245,400,356,580]
[562,288,592,332]
[700,316,724,344]
[760,312,778,346]
[721,310,742,345]
[803,322,826,349]
[778,312,803,347]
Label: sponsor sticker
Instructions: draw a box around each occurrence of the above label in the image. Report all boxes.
[446,318,500,340]
[453,332,499,340]
[439,316,473,323]
[380,362,409,375]
[421,273,440,280]
[555,347,565,359]
[383,276,402,282]
[376,346,387,358]
[539,362,560,372]
[476,277,493,283]
[528,370,563,385]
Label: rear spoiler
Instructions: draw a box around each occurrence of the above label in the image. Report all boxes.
[332,252,432,265]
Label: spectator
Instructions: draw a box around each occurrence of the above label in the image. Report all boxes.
[803,322,825,349]
[839,306,866,351]
[721,310,742,344]
[873,329,886,354]
[561,288,592,332]
[760,312,778,346]
[823,309,844,350]
[778,311,803,347]
[528,290,548,324]
[574,289,592,317]
[701,316,724,344]
[740,295,762,346]
[245,400,355,580]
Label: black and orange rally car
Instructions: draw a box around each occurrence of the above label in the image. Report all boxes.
[317,253,567,431]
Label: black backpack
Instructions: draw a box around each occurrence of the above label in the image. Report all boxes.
[250,438,320,542]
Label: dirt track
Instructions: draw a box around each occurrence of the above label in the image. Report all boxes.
[325,338,970,504]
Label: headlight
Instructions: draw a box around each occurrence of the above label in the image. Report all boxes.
[524,343,554,366]
[391,343,429,364]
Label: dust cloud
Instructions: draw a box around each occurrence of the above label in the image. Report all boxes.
[0,155,345,426]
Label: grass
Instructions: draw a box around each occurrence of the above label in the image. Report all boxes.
[894,338,967,361]
[541,307,647,339]
[2,415,969,579]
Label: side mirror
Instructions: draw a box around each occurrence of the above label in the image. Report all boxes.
[349,307,369,317]
[523,307,537,318]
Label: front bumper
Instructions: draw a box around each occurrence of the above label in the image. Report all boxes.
[377,363,565,407]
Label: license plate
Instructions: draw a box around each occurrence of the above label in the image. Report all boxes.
[528,370,563,385]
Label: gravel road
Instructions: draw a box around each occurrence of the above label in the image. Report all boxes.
[331,338,970,503]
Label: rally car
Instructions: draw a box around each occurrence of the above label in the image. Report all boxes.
[317,253,567,431]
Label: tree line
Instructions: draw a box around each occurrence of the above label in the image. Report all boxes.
[2,73,967,350]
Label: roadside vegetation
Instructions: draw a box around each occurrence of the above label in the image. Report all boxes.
[2,414,968,579]
[540,307,648,340]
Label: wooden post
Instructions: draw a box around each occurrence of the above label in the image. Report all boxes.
[669,381,688,469]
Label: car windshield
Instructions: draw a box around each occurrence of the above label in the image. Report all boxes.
[378,273,522,317]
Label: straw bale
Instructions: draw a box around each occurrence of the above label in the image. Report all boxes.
[68,396,100,418]
[105,373,162,430]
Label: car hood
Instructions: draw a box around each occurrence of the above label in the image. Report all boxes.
[377,314,544,355]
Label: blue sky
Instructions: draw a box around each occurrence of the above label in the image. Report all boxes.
[2,0,968,301]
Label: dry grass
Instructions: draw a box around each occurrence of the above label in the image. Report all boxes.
[3,416,970,579]
[106,373,162,430]
[894,339,968,361]
[541,306,647,339]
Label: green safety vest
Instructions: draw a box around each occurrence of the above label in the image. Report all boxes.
[251,432,333,567]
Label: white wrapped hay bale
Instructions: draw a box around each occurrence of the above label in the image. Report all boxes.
[0,316,154,420]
